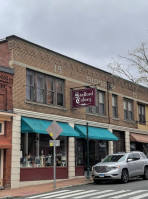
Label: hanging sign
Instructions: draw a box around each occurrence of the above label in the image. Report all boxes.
[71,87,96,108]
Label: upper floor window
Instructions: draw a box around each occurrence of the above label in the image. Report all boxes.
[138,104,146,124]
[124,98,133,120]
[86,90,106,116]
[112,94,118,118]
[26,70,64,107]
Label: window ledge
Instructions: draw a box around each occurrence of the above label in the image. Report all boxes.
[123,119,135,124]
[86,112,108,119]
[25,100,67,111]
[112,117,120,121]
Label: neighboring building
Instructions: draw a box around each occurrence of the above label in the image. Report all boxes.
[0,35,148,189]
[0,41,15,189]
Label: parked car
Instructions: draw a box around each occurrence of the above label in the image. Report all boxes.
[91,151,148,183]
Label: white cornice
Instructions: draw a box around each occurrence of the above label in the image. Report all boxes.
[14,108,148,135]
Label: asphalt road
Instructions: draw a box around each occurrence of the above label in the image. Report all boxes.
[22,178,148,199]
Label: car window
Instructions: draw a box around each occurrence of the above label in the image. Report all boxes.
[140,153,147,159]
[133,153,140,160]
[102,155,125,162]
[127,154,134,160]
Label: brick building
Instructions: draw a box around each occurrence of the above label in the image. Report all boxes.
[0,35,148,188]
[0,40,15,189]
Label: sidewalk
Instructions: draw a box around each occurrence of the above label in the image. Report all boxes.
[0,177,92,198]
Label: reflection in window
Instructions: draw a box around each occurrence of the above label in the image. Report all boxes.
[138,104,146,124]
[86,90,105,116]
[26,69,64,107]
[124,98,133,120]
[112,95,118,118]
[20,133,67,168]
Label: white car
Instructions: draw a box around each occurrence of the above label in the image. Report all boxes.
[91,151,148,183]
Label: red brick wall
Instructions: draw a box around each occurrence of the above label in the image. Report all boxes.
[0,42,10,67]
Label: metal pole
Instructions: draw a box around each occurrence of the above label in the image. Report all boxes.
[53,139,56,188]
[86,122,90,179]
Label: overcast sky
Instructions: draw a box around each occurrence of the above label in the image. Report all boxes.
[0,0,148,72]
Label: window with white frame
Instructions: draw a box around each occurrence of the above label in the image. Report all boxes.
[86,90,106,116]
[138,104,146,124]
[26,70,64,107]
[0,122,4,134]
[124,98,133,120]
[112,94,118,118]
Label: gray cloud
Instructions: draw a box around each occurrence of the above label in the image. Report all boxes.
[0,0,148,71]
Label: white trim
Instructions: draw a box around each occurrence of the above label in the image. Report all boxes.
[14,108,148,135]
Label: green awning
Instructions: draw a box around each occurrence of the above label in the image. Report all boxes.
[74,124,118,141]
[21,117,80,137]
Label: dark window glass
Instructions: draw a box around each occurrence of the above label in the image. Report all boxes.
[36,73,44,103]
[26,71,34,101]
[0,123,2,133]
[56,79,64,106]
[112,95,118,118]
[124,99,133,120]
[45,77,54,105]
[138,104,146,124]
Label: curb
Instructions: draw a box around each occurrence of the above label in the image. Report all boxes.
[0,196,13,199]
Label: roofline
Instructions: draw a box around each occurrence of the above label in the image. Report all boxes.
[6,35,111,75]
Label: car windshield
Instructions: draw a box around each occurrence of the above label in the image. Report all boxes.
[102,155,125,162]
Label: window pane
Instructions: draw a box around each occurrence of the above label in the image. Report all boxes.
[26,86,34,101]
[46,77,53,91]
[99,92,104,103]
[26,71,34,86]
[37,74,44,89]
[128,101,132,111]
[46,91,54,104]
[124,110,128,119]
[124,100,127,110]
[37,89,44,103]
[56,79,63,93]
[99,103,105,115]
[57,93,63,106]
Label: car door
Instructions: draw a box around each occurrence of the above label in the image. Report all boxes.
[127,154,137,177]
[133,153,144,175]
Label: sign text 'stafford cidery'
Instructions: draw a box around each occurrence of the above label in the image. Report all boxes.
[71,88,96,108]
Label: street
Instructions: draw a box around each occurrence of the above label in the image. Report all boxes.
[21,178,148,199]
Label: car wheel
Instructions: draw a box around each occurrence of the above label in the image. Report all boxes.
[121,169,129,183]
[93,179,102,184]
[143,166,148,180]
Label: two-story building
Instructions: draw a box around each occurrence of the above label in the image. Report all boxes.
[0,35,148,189]
[0,40,15,189]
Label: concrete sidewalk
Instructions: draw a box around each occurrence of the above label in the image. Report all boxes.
[0,177,92,198]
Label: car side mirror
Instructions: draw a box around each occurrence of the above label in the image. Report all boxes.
[127,158,133,162]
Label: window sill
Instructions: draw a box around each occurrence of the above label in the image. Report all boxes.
[112,117,120,121]
[123,119,135,124]
[25,100,67,111]
[86,112,107,119]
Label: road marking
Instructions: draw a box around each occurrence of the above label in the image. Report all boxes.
[129,193,148,199]
[73,190,113,198]
[42,190,82,198]
[57,190,97,198]
[111,190,147,198]
[26,190,70,199]
[92,190,129,198]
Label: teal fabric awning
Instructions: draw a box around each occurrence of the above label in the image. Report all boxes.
[74,124,118,141]
[21,117,80,137]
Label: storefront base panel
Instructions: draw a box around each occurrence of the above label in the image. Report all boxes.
[75,166,84,176]
[20,167,68,181]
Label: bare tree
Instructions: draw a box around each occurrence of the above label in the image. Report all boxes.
[108,42,148,87]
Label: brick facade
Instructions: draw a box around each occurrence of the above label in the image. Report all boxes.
[5,36,148,128]
[0,35,148,188]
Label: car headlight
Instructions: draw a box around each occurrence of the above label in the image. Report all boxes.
[110,165,120,170]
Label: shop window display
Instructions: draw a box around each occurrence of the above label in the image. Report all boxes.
[20,133,67,167]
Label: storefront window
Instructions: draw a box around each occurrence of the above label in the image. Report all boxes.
[113,131,125,153]
[20,133,67,167]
